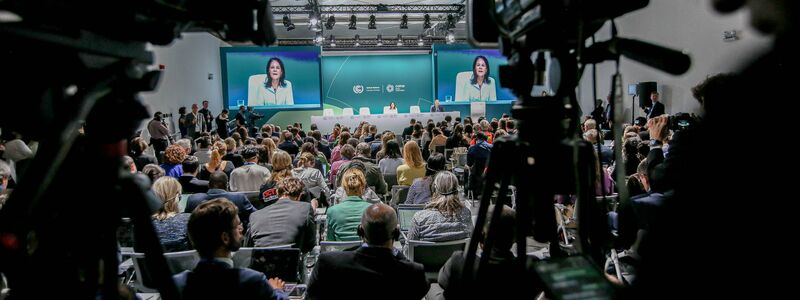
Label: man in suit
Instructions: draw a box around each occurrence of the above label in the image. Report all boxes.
[198,100,213,133]
[402,118,416,138]
[185,104,200,139]
[174,198,288,300]
[307,203,428,300]
[645,91,665,119]
[246,177,316,253]
[430,99,445,112]
[185,171,256,228]
[178,156,209,194]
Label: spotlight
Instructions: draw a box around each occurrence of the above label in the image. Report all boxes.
[354,34,361,47]
[283,15,295,31]
[446,31,455,44]
[314,32,324,45]
[325,15,336,30]
[446,14,456,29]
[423,14,431,29]
[349,15,357,30]
[376,34,383,46]
[309,13,321,32]
[396,34,403,46]
[329,35,336,47]
[368,15,376,29]
[400,14,408,29]
[417,34,424,46]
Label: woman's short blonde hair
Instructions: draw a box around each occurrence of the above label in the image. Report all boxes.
[341,167,367,196]
[152,176,182,220]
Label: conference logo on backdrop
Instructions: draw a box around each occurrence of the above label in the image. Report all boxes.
[386,84,394,93]
[353,84,364,94]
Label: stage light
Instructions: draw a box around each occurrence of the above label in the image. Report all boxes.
[368,15,376,29]
[309,13,322,32]
[446,14,456,29]
[396,34,403,46]
[329,35,336,47]
[417,34,424,46]
[354,34,360,47]
[325,15,336,30]
[349,15,357,30]
[314,32,324,44]
[376,34,383,46]
[283,15,295,31]
[446,31,455,44]
[400,14,408,29]
[423,14,431,29]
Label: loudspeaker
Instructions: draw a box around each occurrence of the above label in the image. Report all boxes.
[637,81,657,109]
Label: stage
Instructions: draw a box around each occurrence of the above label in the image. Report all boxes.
[310,112,461,134]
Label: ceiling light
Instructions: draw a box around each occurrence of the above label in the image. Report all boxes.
[314,32,324,45]
[349,15,357,30]
[309,13,322,32]
[400,14,408,29]
[325,15,336,30]
[329,35,336,47]
[354,34,361,47]
[446,31,455,44]
[396,34,403,46]
[368,15,377,29]
[417,34,424,46]
[376,34,383,46]
[283,15,295,31]
[423,14,431,29]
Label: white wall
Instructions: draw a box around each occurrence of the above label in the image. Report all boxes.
[577,0,772,121]
[139,33,230,130]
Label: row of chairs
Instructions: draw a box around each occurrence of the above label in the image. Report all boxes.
[322,106,423,117]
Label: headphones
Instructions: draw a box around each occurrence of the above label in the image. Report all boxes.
[432,180,458,196]
[357,225,400,242]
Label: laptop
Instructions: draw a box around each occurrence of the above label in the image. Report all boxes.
[246,248,305,298]
[397,204,425,241]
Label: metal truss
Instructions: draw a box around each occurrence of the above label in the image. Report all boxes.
[273,4,464,15]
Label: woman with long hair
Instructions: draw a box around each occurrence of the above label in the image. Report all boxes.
[198,142,234,180]
[377,140,404,176]
[150,176,192,252]
[407,171,472,241]
[325,168,371,241]
[374,131,397,162]
[397,141,425,186]
[330,131,351,164]
[292,152,331,203]
[406,153,446,204]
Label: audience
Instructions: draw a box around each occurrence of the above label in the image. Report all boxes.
[160,144,187,178]
[149,176,192,252]
[174,198,288,300]
[247,178,316,253]
[407,171,472,242]
[185,171,256,229]
[292,152,330,206]
[406,153,447,205]
[130,137,158,172]
[229,145,271,192]
[178,156,209,194]
[198,142,235,180]
[141,164,165,185]
[397,141,425,186]
[377,140,404,178]
[335,143,387,196]
[326,168,371,241]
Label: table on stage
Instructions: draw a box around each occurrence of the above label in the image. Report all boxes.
[310,112,461,134]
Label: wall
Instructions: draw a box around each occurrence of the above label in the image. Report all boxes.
[139,33,230,131]
[577,0,772,121]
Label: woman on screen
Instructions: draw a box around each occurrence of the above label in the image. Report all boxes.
[248,57,294,106]
[455,55,497,102]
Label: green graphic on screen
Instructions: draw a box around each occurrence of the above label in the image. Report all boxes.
[321,54,433,113]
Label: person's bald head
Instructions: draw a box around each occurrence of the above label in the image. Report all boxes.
[359,203,398,246]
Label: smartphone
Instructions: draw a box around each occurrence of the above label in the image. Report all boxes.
[289,284,307,298]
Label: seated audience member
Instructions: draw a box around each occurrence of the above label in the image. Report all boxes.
[446,124,469,149]
[175,138,193,157]
[298,141,327,175]
[174,199,288,300]
[277,131,300,156]
[160,144,187,178]
[292,152,330,204]
[185,171,256,229]
[326,168,371,241]
[178,156,209,194]
[329,131,351,164]
[198,142,235,180]
[328,144,355,184]
[428,128,447,152]
[307,203,428,300]
[247,178,316,253]
[373,131,395,162]
[223,137,246,168]
[149,177,192,252]
[122,155,137,174]
[260,151,312,206]
[194,137,212,165]
[396,141,426,186]
[407,171,472,242]
[142,164,165,186]
[229,145,271,192]
[130,137,158,172]
[406,153,447,205]
[335,143,387,196]
[434,205,521,300]
[377,140,404,177]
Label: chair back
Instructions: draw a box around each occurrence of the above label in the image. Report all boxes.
[129,250,201,292]
[406,239,469,283]
[234,247,302,282]
[319,240,362,253]
[323,108,335,116]
[383,173,398,188]
[359,107,371,115]
[242,191,263,210]
[390,185,411,207]
[342,108,354,116]
[409,106,421,114]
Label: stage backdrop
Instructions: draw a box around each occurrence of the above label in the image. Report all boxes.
[220,46,322,110]
[321,54,434,114]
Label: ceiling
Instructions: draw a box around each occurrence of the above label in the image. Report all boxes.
[268,0,467,47]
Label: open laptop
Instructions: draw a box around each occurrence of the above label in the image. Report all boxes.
[397,204,425,242]
[246,248,305,298]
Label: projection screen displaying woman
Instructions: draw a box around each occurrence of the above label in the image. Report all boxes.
[455,55,497,102]
[248,57,294,106]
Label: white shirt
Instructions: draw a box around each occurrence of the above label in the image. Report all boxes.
[455,76,497,102]
[249,80,294,106]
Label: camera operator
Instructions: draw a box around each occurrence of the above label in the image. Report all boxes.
[148,111,171,164]
[246,106,264,138]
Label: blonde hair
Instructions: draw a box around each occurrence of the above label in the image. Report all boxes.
[207,141,228,171]
[152,176,182,220]
[341,167,367,196]
[268,151,293,182]
[224,137,237,152]
[402,141,424,168]
[261,138,276,163]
